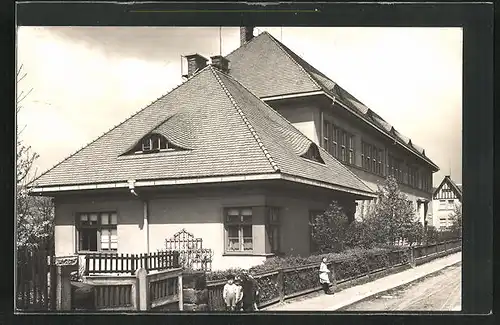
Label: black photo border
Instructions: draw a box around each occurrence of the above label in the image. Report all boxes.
[2,1,494,325]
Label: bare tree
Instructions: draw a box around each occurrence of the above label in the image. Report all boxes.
[16,64,54,250]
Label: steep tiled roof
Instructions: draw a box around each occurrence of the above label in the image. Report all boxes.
[31,65,373,196]
[227,31,438,170]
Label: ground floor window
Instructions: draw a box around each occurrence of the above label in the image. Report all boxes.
[76,212,118,252]
[266,207,280,253]
[224,208,253,252]
[309,210,323,253]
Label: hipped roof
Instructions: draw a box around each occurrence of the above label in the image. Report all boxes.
[31,65,374,198]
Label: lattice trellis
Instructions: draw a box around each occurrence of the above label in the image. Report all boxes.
[165,229,213,271]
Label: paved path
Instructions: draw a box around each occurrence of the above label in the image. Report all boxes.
[344,263,461,311]
[266,252,461,311]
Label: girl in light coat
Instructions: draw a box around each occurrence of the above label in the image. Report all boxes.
[319,257,333,294]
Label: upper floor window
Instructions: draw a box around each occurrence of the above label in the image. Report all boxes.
[301,144,325,164]
[388,154,403,183]
[322,121,355,165]
[361,141,384,176]
[76,212,118,252]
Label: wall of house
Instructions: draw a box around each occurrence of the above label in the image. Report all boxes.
[54,195,144,256]
[272,103,320,144]
[265,194,332,256]
[270,97,435,224]
[431,198,461,229]
[53,187,346,271]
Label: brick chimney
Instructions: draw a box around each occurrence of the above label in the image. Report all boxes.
[240,26,254,46]
[183,54,208,78]
[210,55,230,73]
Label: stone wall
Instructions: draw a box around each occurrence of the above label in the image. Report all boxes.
[182,271,208,311]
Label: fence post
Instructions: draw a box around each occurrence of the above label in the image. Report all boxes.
[278,268,284,303]
[178,272,183,311]
[54,256,79,311]
[444,240,448,252]
[136,267,148,311]
[409,247,416,268]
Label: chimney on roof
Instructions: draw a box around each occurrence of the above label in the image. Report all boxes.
[210,55,230,73]
[182,54,208,79]
[240,26,254,46]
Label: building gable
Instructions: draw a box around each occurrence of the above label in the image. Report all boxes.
[433,176,462,202]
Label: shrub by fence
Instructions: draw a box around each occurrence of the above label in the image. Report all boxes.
[206,238,461,311]
[84,250,180,275]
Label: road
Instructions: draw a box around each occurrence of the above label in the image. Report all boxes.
[344,263,461,311]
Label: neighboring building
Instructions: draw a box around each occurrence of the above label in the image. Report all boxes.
[431,175,462,229]
[28,27,439,270]
[226,28,440,224]
[29,56,375,270]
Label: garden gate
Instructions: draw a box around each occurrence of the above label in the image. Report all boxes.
[165,229,213,271]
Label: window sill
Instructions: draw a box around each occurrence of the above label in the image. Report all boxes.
[223,252,277,257]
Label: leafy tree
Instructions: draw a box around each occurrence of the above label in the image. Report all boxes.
[310,201,350,253]
[448,203,462,238]
[364,175,422,246]
[16,64,54,250]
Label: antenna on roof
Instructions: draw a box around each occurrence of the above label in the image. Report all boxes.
[219,26,222,56]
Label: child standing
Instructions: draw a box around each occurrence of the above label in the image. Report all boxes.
[222,274,239,311]
[319,257,333,295]
[234,275,244,311]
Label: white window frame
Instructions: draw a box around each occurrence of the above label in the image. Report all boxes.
[224,207,253,253]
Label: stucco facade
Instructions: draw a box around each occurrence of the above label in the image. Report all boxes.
[53,183,356,270]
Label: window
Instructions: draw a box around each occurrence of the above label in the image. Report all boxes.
[388,154,403,182]
[362,141,384,176]
[323,121,330,152]
[225,208,253,252]
[331,125,338,157]
[301,144,325,164]
[448,200,455,210]
[309,210,323,253]
[439,200,447,210]
[266,207,280,253]
[76,212,118,252]
[130,133,180,154]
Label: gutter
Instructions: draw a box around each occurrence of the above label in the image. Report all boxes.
[29,173,376,199]
[128,179,149,254]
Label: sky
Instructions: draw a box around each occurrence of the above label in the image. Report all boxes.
[16,27,463,185]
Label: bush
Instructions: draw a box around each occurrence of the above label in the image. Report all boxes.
[310,201,349,253]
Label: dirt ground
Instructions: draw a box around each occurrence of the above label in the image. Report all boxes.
[344,263,462,311]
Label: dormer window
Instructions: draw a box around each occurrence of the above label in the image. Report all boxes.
[141,134,168,152]
[301,144,325,164]
[128,133,181,155]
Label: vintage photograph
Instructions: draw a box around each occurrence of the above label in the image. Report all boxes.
[16,26,462,312]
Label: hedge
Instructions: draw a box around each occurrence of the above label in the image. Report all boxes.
[206,247,391,282]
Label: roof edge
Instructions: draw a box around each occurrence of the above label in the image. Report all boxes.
[29,172,376,198]
[265,32,324,93]
[209,66,280,172]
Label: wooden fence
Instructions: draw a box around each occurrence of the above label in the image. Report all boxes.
[84,251,180,275]
[82,267,183,311]
[206,238,461,311]
[16,247,57,311]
